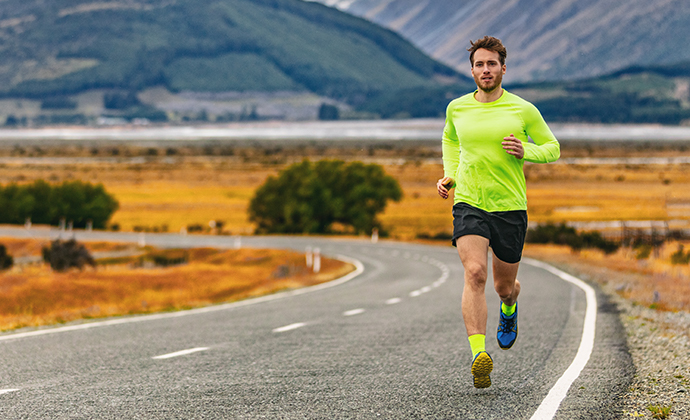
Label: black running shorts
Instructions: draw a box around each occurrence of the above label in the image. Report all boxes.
[451,202,528,264]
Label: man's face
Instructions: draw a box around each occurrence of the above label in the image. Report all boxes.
[471,48,506,93]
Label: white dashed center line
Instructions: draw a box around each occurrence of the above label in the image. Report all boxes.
[343,308,365,317]
[385,298,402,305]
[272,322,306,333]
[152,347,209,360]
[0,389,19,395]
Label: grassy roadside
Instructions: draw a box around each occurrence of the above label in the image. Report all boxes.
[0,238,354,332]
[523,243,690,312]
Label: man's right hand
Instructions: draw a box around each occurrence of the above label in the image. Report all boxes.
[437,177,455,199]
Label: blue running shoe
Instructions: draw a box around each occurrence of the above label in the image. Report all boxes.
[471,351,493,388]
[497,302,518,350]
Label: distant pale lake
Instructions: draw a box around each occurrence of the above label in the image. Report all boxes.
[1,119,690,142]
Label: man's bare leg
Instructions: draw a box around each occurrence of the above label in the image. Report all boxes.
[492,252,520,307]
[457,235,494,388]
[457,235,490,336]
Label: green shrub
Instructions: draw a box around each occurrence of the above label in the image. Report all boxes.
[635,244,652,260]
[0,180,119,229]
[4,115,21,127]
[580,231,620,254]
[187,224,204,233]
[0,245,13,270]
[647,404,672,419]
[33,114,88,125]
[249,160,402,234]
[526,223,619,254]
[670,244,690,265]
[42,239,95,272]
[318,103,339,120]
[40,97,78,110]
[150,250,188,267]
[416,232,453,241]
[104,91,141,109]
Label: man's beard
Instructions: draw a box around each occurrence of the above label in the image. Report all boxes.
[474,72,503,93]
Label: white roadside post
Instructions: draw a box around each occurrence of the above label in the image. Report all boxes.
[313,247,321,273]
[138,232,146,248]
[371,228,379,244]
[24,218,31,230]
[86,220,93,232]
[305,246,313,268]
[234,236,241,249]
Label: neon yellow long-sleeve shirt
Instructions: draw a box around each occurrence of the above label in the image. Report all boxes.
[442,90,560,212]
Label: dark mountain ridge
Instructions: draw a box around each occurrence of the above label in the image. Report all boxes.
[0,0,461,102]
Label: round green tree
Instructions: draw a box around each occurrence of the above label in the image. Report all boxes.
[248,160,402,235]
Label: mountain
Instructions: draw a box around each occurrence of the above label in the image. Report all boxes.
[309,0,690,83]
[0,0,460,102]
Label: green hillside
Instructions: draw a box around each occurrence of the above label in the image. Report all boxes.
[359,62,690,124]
[515,63,690,125]
[0,0,459,102]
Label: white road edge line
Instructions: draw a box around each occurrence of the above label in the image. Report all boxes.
[0,389,19,395]
[523,258,597,420]
[273,322,306,333]
[343,308,365,316]
[152,347,209,360]
[0,255,364,343]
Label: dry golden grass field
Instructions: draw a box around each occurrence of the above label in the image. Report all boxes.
[0,140,689,317]
[3,142,689,238]
[0,237,353,331]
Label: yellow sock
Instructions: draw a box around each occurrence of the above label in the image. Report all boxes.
[468,334,486,358]
[501,302,516,316]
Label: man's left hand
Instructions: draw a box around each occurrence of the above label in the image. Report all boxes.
[502,133,524,159]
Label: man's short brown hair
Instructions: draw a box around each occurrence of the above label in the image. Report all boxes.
[468,36,507,66]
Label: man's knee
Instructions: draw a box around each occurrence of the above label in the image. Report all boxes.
[464,262,487,287]
[495,283,514,301]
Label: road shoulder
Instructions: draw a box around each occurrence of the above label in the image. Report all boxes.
[538,258,690,419]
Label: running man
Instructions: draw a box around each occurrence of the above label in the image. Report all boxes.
[436,36,560,388]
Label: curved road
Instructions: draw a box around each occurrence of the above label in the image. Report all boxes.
[0,228,632,419]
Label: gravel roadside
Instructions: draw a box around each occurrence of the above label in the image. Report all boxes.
[539,258,690,419]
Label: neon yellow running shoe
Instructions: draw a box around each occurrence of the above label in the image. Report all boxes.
[471,351,493,389]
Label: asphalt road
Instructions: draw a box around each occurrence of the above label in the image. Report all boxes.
[0,228,632,419]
